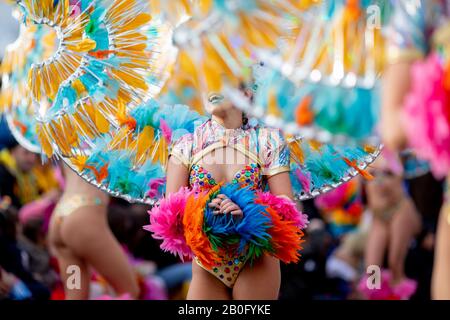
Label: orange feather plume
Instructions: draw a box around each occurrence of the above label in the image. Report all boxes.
[182,187,220,269]
[258,202,304,264]
[85,164,109,183]
[343,157,374,180]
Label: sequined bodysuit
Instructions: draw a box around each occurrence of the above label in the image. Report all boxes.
[169,119,290,287]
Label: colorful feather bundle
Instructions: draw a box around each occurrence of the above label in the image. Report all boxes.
[402,53,450,178]
[256,190,309,229]
[289,138,378,199]
[315,179,363,237]
[144,187,195,261]
[253,70,380,140]
[145,183,308,269]
[202,184,273,265]
[0,21,57,152]
[64,101,205,203]
[255,191,307,264]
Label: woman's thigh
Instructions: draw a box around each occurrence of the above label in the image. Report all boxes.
[233,255,280,300]
[187,262,231,300]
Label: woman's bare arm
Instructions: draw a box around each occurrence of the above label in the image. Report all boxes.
[267,172,294,199]
[165,156,190,194]
[380,61,414,151]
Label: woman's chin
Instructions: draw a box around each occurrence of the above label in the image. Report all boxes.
[210,104,233,115]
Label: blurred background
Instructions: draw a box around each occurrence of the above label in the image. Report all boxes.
[0,1,446,300]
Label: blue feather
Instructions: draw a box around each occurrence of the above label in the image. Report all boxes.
[129,99,160,132]
[202,184,272,257]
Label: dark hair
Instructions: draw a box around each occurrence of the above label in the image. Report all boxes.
[107,204,135,244]
[242,114,249,126]
[0,206,18,241]
[238,81,255,103]
[22,218,44,244]
[238,81,251,126]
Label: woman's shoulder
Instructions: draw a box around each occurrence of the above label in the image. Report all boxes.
[171,132,194,147]
[169,133,194,167]
[255,125,286,143]
[171,119,210,145]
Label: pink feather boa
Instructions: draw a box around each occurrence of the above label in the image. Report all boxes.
[144,187,194,261]
[403,53,450,178]
[256,191,309,229]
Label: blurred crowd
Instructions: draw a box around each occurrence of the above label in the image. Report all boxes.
[0,114,443,299]
[280,161,442,300]
[0,1,447,301]
[0,117,193,299]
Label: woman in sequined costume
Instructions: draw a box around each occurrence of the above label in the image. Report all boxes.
[166,87,296,299]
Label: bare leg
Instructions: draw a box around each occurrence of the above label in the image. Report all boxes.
[59,204,140,298]
[432,205,450,299]
[50,241,91,299]
[232,255,280,300]
[365,217,389,269]
[187,262,231,300]
[48,165,139,299]
[388,201,421,283]
[48,206,90,299]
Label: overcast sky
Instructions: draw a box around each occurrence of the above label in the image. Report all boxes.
[0,1,20,60]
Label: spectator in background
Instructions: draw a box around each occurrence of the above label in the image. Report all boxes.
[107,203,192,299]
[47,166,139,300]
[0,266,34,300]
[0,140,38,208]
[18,217,59,290]
[325,210,372,299]
[359,153,422,300]
[0,196,50,300]
[401,170,442,300]
[0,120,60,209]
[380,0,450,300]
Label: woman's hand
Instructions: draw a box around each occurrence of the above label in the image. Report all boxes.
[0,269,16,296]
[208,194,243,216]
